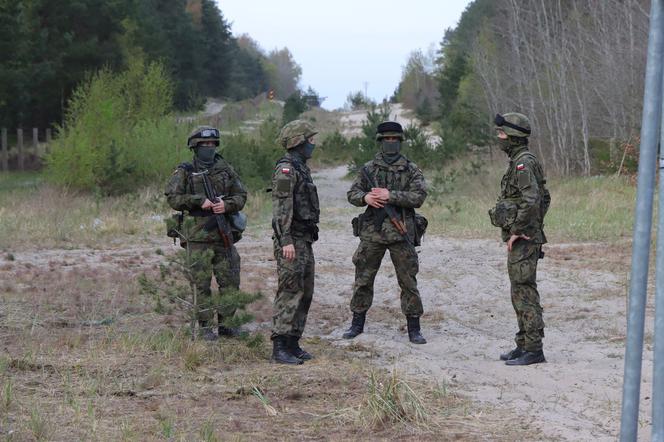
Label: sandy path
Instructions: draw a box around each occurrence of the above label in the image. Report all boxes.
[298,166,648,440]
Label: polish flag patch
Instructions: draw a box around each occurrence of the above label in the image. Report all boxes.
[281,167,291,174]
[516,163,525,171]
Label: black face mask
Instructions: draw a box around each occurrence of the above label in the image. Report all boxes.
[498,138,512,153]
[381,140,401,163]
[498,136,527,156]
[302,141,316,159]
[195,146,216,167]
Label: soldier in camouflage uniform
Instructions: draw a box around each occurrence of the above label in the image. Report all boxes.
[165,126,247,341]
[342,121,428,344]
[271,120,320,364]
[489,112,550,366]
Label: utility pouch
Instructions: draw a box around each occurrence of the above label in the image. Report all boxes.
[351,214,363,237]
[489,200,517,228]
[228,211,247,243]
[414,213,428,246]
[166,213,183,238]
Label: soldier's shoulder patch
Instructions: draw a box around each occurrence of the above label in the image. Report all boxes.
[516,163,525,171]
[281,167,291,174]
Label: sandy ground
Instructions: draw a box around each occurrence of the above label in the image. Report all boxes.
[246,166,649,441]
[6,166,653,440]
[339,103,441,144]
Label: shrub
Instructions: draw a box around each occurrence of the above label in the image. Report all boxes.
[46,58,186,195]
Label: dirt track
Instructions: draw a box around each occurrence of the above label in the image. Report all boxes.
[238,165,648,441]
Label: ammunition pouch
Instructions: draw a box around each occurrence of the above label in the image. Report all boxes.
[489,200,517,229]
[413,213,428,246]
[291,219,319,241]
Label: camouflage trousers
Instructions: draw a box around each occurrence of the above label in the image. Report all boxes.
[188,242,241,323]
[507,240,544,352]
[272,237,315,339]
[350,240,424,317]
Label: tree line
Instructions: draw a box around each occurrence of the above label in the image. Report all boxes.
[396,0,649,175]
[0,0,303,130]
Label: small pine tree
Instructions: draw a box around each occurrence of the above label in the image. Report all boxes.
[140,217,261,340]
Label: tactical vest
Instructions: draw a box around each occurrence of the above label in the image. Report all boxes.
[181,159,237,205]
[276,156,320,228]
[501,151,550,222]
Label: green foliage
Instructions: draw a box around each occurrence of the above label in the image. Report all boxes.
[140,218,261,339]
[348,103,393,172]
[0,0,299,129]
[317,131,355,164]
[222,118,282,191]
[345,91,376,110]
[45,58,186,194]
[396,50,438,124]
[282,91,308,125]
[589,137,638,175]
[345,104,449,172]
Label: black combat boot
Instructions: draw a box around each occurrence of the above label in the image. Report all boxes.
[500,347,526,361]
[271,336,303,365]
[505,350,546,366]
[218,325,241,337]
[288,336,313,361]
[342,312,366,339]
[199,322,218,341]
[406,316,427,344]
[218,313,241,337]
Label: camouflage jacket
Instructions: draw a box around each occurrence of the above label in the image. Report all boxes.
[272,152,320,245]
[165,154,247,242]
[498,146,549,244]
[347,153,427,244]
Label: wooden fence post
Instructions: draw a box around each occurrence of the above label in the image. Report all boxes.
[32,127,39,159]
[46,128,52,153]
[1,128,7,172]
[17,128,24,171]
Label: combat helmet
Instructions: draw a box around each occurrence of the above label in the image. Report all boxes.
[187,125,220,148]
[375,121,405,141]
[494,113,531,138]
[278,120,317,149]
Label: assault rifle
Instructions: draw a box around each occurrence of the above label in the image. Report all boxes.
[360,167,411,243]
[192,170,232,248]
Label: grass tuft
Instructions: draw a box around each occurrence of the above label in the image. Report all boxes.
[359,369,429,429]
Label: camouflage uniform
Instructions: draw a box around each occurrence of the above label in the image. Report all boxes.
[165,138,247,326]
[490,113,550,360]
[347,153,427,317]
[271,121,320,344]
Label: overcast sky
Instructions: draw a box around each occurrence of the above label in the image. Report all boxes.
[215,0,472,110]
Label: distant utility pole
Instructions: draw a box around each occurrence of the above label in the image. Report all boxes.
[363,81,368,101]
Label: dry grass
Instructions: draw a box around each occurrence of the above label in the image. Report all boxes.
[0,244,537,441]
[0,172,271,251]
[420,152,637,243]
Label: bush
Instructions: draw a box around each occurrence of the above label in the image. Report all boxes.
[221,117,282,191]
[46,58,186,195]
[282,91,308,125]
